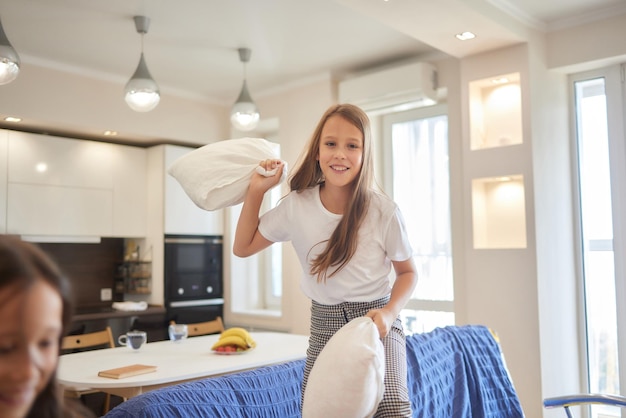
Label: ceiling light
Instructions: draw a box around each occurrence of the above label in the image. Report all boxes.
[125,16,160,112]
[455,31,476,41]
[103,130,118,136]
[3,116,21,122]
[0,15,20,85]
[230,48,260,132]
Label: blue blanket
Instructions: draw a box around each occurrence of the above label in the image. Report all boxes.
[104,360,305,418]
[105,325,523,417]
[405,325,524,417]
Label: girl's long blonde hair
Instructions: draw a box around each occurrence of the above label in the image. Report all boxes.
[289,103,374,282]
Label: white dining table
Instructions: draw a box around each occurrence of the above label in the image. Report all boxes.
[57,331,309,399]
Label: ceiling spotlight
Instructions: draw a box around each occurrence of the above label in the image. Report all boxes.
[230,48,260,132]
[125,16,160,112]
[0,15,20,85]
[455,31,476,41]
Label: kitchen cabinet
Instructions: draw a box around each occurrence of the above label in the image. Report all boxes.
[8,183,113,236]
[4,130,147,238]
[164,145,223,235]
[0,130,8,234]
[111,144,147,237]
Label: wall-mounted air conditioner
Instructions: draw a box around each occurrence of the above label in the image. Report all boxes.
[338,61,438,113]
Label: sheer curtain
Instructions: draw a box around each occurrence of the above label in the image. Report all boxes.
[385,109,454,333]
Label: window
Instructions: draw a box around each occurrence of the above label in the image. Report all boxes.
[571,65,626,418]
[382,105,454,333]
[228,139,282,314]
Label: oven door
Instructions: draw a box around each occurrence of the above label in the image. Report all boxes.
[167,299,224,324]
[164,236,223,302]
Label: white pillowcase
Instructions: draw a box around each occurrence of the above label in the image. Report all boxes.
[167,137,287,211]
[302,317,385,418]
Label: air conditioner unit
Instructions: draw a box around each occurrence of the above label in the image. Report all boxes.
[338,62,437,113]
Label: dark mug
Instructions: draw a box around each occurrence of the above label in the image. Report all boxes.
[118,330,147,350]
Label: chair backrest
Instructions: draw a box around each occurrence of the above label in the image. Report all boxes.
[62,326,115,351]
[185,316,225,337]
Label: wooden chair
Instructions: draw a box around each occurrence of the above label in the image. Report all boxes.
[173,316,225,337]
[61,326,116,414]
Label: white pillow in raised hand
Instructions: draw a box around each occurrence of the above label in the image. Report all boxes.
[168,137,287,211]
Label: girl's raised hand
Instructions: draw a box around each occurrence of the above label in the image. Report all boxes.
[249,159,284,194]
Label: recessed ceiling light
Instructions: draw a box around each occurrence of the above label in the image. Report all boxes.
[103,130,118,136]
[4,116,21,122]
[455,32,476,41]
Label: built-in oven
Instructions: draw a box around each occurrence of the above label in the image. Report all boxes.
[164,235,224,324]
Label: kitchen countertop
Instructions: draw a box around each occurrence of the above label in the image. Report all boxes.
[72,305,166,321]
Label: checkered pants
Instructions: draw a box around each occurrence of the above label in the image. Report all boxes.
[302,296,412,417]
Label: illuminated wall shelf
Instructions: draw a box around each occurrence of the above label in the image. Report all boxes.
[471,175,527,249]
[469,72,523,150]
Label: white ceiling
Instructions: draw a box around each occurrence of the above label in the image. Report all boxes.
[0,0,624,108]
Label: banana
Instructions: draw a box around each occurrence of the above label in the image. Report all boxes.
[220,327,250,339]
[219,327,257,348]
[211,335,249,350]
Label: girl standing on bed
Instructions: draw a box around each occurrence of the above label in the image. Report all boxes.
[234,103,417,417]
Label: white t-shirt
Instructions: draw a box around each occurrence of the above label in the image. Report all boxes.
[258,185,413,305]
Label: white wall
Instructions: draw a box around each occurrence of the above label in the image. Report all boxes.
[547,14,626,73]
[0,63,229,146]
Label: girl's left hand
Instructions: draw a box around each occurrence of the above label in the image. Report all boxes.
[365,308,395,339]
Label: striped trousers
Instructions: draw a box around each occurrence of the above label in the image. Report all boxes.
[302,296,412,417]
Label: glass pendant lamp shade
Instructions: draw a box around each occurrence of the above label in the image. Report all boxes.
[0,16,20,85]
[230,48,260,131]
[125,16,160,112]
[125,52,160,112]
[230,79,260,131]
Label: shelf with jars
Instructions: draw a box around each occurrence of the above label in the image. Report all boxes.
[116,261,152,295]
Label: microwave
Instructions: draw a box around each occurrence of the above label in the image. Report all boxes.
[164,235,223,303]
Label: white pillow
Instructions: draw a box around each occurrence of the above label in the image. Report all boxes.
[167,137,287,211]
[302,317,385,418]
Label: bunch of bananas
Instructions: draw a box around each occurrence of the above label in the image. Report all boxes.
[211,327,257,352]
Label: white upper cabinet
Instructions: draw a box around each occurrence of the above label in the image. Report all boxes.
[8,131,114,188]
[7,183,113,236]
[5,130,146,238]
[111,144,147,237]
[164,145,224,236]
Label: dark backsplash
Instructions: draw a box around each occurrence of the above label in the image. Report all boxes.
[38,238,124,309]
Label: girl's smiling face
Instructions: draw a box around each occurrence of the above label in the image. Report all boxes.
[0,280,62,418]
[317,115,364,190]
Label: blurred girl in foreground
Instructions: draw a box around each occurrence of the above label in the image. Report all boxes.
[0,235,92,418]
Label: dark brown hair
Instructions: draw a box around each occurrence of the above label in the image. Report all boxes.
[289,104,374,281]
[0,235,91,418]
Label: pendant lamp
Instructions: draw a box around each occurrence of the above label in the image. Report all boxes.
[0,15,20,85]
[125,16,160,112]
[230,48,260,131]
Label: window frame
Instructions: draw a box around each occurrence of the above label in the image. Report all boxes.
[569,64,626,416]
[381,103,455,330]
